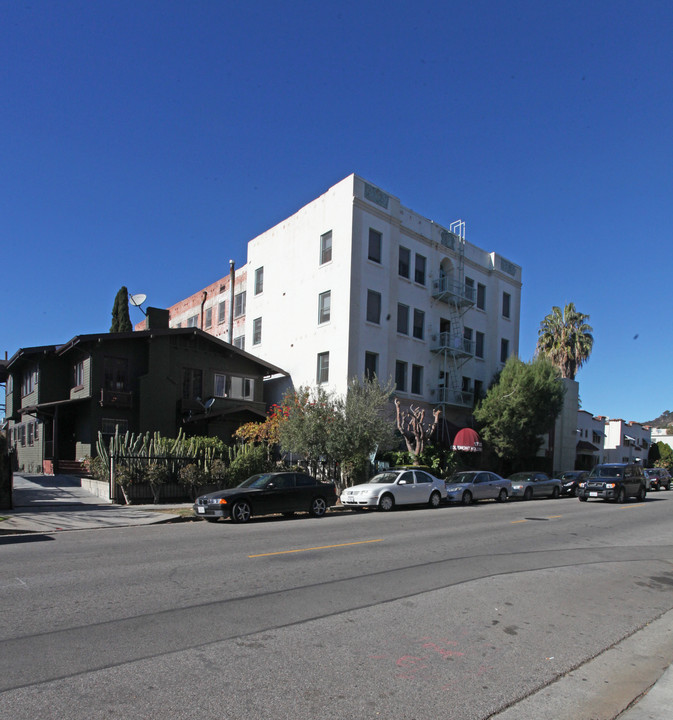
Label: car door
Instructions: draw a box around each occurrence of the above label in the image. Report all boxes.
[294,473,318,511]
[534,473,550,497]
[414,471,436,502]
[473,472,491,500]
[394,471,417,505]
[483,472,501,500]
[262,473,296,514]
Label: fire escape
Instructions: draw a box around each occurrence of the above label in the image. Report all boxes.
[430,220,475,411]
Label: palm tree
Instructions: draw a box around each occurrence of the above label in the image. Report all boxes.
[536,303,593,380]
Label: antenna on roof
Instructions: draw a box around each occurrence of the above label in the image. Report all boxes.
[129,293,148,316]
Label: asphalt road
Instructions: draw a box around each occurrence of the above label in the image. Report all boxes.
[2,493,673,719]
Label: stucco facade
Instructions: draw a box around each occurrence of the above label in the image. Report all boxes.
[166,174,522,427]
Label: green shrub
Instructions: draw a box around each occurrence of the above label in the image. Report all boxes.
[227,444,272,486]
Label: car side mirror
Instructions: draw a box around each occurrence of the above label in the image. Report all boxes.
[398,479,408,485]
[266,482,276,489]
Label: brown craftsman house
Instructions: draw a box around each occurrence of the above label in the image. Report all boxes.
[3,309,285,474]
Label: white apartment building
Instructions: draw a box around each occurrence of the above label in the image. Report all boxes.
[600,417,650,464]
[576,409,605,469]
[166,174,522,426]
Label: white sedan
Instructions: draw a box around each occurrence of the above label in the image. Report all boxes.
[340,468,447,511]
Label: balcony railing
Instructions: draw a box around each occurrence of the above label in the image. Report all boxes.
[100,389,133,408]
[431,332,475,358]
[431,278,476,307]
[436,387,474,408]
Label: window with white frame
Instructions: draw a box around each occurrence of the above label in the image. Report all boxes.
[318,291,331,324]
[233,336,245,350]
[320,231,332,265]
[254,267,264,295]
[214,373,255,400]
[317,352,329,384]
[73,361,84,388]
[252,317,262,345]
[186,315,198,328]
[234,291,246,318]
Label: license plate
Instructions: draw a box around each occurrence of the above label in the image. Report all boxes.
[197,506,205,513]
[589,492,598,497]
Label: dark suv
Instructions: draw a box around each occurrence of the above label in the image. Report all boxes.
[578,463,647,503]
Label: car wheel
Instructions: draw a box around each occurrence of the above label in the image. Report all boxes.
[379,493,395,512]
[523,488,533,501]
[551,487,560,499]
[230,500,251,523]
[204,517,219,523]
[497,488,508,503]
[655,484,661,492]
[461,491,472,506]
[309,496,327,517]
[615,487,626,504]
[636,485,646,502]
[573,485,580,497]
[429,491,441,508]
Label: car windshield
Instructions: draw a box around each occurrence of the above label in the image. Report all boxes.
[559,472,577,480]
[447,473,475,484]
[589,467,623,478]
[238,474,275,489]
[509,472,533,482]
[369,472,401,484]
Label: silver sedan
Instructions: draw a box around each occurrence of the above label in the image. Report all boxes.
[445,471,511,505]
[340,468,447,511]
[507,471,562,500]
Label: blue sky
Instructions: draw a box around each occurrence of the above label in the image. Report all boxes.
[3,1,672,423]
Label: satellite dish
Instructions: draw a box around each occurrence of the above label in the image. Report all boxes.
[204,398,216,410]
[129,293,147,307]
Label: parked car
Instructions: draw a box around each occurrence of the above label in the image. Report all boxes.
[340,468,447,511]
[193,471,337,523]
[507,471,562,500]
[644,468,671,491]
[555,470,588,497]
[578,463,647,503]
[444,471,511,505]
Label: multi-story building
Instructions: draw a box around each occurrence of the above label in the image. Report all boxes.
[166,174,522,427]
[576,409,605,469]
[601,417,650,464]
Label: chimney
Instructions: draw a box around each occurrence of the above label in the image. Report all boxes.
[144,307,170,330]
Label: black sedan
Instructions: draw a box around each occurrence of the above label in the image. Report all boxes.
[556,470,588,497]
[193,471,337,523]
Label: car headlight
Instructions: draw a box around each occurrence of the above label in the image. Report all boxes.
[605,483,616,489]
[209,498,227,505]
[579,482,586,488]
[512,484,523,490]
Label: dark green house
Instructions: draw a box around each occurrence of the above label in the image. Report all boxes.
[4,310,286,474]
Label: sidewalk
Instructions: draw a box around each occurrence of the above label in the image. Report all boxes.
[0,473,192,534]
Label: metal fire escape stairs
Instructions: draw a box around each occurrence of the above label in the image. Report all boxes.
[430,220,475,414]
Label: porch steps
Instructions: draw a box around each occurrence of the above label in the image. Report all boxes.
[56,460,89,477]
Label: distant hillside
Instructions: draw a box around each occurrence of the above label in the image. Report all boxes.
[645,410,673,428]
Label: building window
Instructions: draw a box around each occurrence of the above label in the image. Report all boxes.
[474,380,483,402]
[398,246,410,278]
[395,361,407,392]
[397,303,409,334]
[104,357,128,391]
[364,352,378,380]
[462,376,471,393]
[463,327,473,354]
[214,373,255,400]
[411,364,423,395]
[320,231,332,265]
[252,317,262,345]
[28,422,34,446]
[415,254,426,285]
[255,267,264,295]
[477,283,486,310]
[21,367,37,396]
[317,352,329,384]
[186,315,198,328]
[73,361,84,389]
[366,290,381,324]
[368,228,382,263]
[500,338,509,364]
[502,292,511,319]
[233,336,245,350]
[182,368,203,400]
[205,307,212,329]
[318,291,331,324]
[465,277,475,302]
[101,418,129,436]
[413,309,425,340]
[475,331,485,359]
[218,300,226,324]
[234,291,246,318]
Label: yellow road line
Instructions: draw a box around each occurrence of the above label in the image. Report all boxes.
[619,504,645,509]
[511,519,527,524]
[249,539,384,558]
[547,515,563,519]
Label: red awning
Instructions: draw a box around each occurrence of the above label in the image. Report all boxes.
[452,428,482,452]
